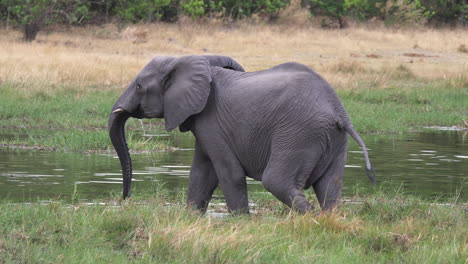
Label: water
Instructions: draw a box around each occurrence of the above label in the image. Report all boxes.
[0,130,466,203]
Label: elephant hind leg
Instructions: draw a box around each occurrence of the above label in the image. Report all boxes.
[312,145,347,211]
[261,153,320,214]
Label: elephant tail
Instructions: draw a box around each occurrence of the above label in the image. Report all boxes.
[343,123,376,184]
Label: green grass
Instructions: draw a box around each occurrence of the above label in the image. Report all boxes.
[340,80,467,133]
[0,79,466,151]
[0,82,172,151]
[0,190,466,263]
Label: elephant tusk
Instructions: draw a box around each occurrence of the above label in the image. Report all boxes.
[113,108,124,114]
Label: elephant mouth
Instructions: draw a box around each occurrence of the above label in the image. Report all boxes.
[131,111,144,119]
[113,107,144,119]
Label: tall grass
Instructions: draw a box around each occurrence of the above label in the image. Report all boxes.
[0,190,466,263]
[0,23,466,92]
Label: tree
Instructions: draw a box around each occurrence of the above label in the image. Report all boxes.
[2,0,89,41]
[420,0,466,25]
[113,0,172,23]
[309,0,349,28]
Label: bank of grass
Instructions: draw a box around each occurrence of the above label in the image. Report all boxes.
[0,189,466,263]
[0,82,172,151]
[341,79,467,133]
[0,23,467,151]
[0,77,465,150]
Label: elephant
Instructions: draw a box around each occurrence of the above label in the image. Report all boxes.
[109,55,375,214]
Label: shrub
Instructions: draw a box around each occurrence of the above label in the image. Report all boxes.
[181,0,206,18]
[112,0,172,23]
[0,0,90,41]
[0,0,464,34]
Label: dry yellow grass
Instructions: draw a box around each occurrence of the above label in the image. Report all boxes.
[0,23,467,92]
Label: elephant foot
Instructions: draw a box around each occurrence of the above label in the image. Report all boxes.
[292,195,316,214]
[228,207,250,215]
[319,199,341,211]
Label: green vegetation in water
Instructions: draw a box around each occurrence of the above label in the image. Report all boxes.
[339,79,467,133]
[0,189,466,263]
[0,83,172,152]
[0,79,466,151]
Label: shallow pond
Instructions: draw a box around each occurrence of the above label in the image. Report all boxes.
[0,130,466,203]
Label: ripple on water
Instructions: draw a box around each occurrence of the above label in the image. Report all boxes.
[94,173,122,176]
[0,130,466,202]
[104,178,143,182]
[439,159,461,162]
[89,181,122,184]
[345,165,361,168]
[0,173,64,178]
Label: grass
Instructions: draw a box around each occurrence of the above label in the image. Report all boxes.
[1,23,467,86]
[0,82,172,151]
[0,189,466,263]
[341,80,467,132]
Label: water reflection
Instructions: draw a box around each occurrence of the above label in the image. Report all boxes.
[0,130,466,202]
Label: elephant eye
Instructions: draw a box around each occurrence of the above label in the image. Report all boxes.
[136,84,142,90]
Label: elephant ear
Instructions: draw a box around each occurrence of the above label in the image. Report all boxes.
[163,56,211,132]
[202,55,245,72]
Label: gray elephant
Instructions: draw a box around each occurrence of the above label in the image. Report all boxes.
[109,55,375,214]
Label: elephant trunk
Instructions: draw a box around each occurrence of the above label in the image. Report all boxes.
[108,109,132,199]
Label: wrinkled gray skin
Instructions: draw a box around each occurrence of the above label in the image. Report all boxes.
[109,55,375,214]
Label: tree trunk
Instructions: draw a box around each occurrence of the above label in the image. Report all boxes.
[6,10,9,30]
[338,16,347,29]
[24,22,41,42]
[105,2,109,23]
[147,9,154,23]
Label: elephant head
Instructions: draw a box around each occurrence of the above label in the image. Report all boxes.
[108,55,245,199]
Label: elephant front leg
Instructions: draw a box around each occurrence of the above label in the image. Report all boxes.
[212,157,249,214]
[187,145,219,213]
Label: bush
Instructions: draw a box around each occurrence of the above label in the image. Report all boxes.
[181,0,206,18]
[219,0,290,20]
[377,0,434,25]
[0,0,465,35]
[420,0,467,26]
[308,0,349,28]
[180,0,290,20]
[112,0,172,23]
[0,0,90,41]
[300,0,464,26]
